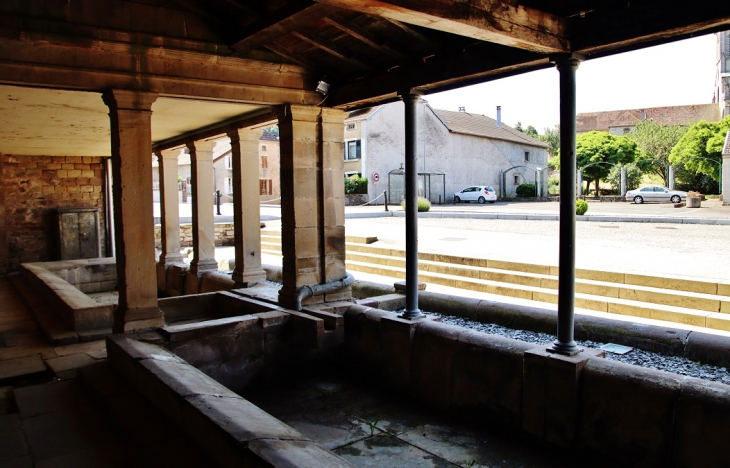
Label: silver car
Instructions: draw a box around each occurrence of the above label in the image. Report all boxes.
[626,185,687,204]
[454,185,497,204]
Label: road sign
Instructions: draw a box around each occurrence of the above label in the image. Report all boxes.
[373,173,380,182]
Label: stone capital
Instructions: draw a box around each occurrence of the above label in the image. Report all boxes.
[186,139,217,155]
[227,127,261,144]
[274,104,322,123]
[102,89,158,112]
[155,147,182,161]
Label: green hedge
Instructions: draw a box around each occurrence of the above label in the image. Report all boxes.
[576,199,589,215]
[344,176,368,194]
[402,197,431,212]
[515,183,536,197]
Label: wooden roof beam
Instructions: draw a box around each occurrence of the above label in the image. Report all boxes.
[323,14,409,61]
[291,30,375,70]
[314,0,569,54]
[231,2,335,52]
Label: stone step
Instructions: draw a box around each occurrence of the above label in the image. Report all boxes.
[346,251,729,314]
[344,260,730,332]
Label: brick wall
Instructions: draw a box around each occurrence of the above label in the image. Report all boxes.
[1,154,107,271]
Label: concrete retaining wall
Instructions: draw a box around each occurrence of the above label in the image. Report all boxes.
[341,304,730,467]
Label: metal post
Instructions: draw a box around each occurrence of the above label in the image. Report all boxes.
[550,54,583,356]
[401,91,422,320]
[620,166,627,196]
[215,189,222,215]
[668,165,675,190]
[384,191,389,211]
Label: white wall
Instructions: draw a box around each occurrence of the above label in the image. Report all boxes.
[363,102,549,201]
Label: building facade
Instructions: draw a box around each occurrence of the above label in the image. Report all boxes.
[345,101,549,201]
[576,104,720,135]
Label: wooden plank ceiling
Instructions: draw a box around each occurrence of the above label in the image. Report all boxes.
[161,0,730,109]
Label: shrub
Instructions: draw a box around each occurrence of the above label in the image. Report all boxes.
[402,197,431,212]
[344,175,368,194]
[515,183,536,197]
[576,199,589,215]
[548,176,560,195]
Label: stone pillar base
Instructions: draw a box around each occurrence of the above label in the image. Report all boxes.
[522,346,605,446]
[113,306,165,333]
[233,269,267,289]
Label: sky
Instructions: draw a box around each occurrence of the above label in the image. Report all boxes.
[425,34,719,133]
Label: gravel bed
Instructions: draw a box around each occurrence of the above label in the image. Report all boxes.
[436,314,730,385]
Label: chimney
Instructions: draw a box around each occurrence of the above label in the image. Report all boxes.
[496,106,501,127]
[458,106,466,112]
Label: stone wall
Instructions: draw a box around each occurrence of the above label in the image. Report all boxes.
[1,154,107,271]
[154,223,235,249]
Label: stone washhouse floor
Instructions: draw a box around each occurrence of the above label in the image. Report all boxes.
[1,275,613,467]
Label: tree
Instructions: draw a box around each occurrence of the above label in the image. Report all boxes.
[626,120,687,186]
[514,122,538,137]
[263,125,279,137]
[577,131,639,195]
[670,116,730,185]
[538,124,560,159]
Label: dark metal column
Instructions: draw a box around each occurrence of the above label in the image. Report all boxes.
[401,91,422,320]
[550,54,583,355]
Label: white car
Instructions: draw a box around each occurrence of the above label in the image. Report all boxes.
[454,185,497,204]
[625,186,687,204]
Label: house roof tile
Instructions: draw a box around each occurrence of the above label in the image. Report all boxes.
[576,104,719,133]
[433,109,548,148]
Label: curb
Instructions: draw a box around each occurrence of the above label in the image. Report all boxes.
[343,211,730,225]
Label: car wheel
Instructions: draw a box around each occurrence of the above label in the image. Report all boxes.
[478,196,486,204]
[454,196,461,203]
[634,195,644,204]
[670,195,681,204]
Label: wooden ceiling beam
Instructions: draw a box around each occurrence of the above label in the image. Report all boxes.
[323,14,409,61]
[291,30,374,70]
[327,45,547,108]
[264,43,320,70]
[231,2,335,52]
[314,0,569,54]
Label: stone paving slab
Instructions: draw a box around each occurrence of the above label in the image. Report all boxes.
[0,414,27,463]
[0,455,32,468]
[0,356,46,383]
[45,354,98,377]
[14,380,92,419]
[21,404,119,462]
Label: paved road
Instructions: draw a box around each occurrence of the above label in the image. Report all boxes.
[156,198,730,225]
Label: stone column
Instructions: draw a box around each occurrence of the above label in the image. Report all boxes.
[668,165,676,191]
[103,89,164,333]
[228,128,266,288]
[620,166,627,196]
[156,149,184,265]
[187,140,219,278]
[275,105,349,309]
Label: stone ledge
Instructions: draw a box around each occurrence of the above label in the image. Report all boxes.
[19,261,114,337]
[106,335,354,467]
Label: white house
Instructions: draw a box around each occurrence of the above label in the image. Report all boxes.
[344,101,549,201]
